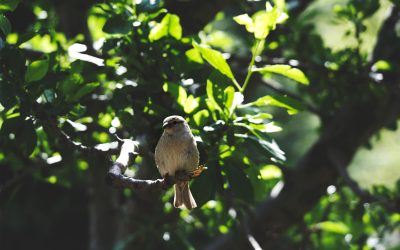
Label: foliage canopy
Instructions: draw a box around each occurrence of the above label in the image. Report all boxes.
[0,0,399,249]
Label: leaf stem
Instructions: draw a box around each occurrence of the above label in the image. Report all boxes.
[232,78,242,91]
[240,39,262,93]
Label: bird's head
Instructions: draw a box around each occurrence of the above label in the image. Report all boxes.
[162,115,188,135]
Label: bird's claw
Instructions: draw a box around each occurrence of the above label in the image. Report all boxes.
[190,164,207,177]
[174,165,207,181]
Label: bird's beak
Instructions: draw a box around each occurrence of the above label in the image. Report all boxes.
[162,122,169,129]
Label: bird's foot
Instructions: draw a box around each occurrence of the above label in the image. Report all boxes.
[190,164,207,177]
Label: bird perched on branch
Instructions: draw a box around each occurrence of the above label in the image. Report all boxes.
[155,115,199,209]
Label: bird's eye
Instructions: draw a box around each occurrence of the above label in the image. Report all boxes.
[173,121,178,125]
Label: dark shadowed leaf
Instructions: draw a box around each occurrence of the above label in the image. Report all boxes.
[103,15,131,34]
[0,116,37,156]
[235,133,286,162]
[25,59,49,83]
[0,15,11,36]
[67,82,100,102]
[224,160,254,203]
[190,165,216,207]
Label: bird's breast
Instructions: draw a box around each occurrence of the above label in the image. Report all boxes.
[155,133,198,177]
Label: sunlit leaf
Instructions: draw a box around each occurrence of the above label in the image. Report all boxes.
[177,85,187,108]
[259,164,282,179]
[149,13,182,41]
[241,95,302,115]
[185,48,203,64]
[313,221,350,235]
[253,11,273,39]
[184,95,199,114]
[249,122,282,133]
[233,14,254,33]
[25,59,49,83]
[253,64,309,85]
[193,109,210,126]
[193,42,236,82]
[235,113,273,124]
[223,86,235,114]
[372,60,392,71]
[0,0,21,12]
[206,79,223,119]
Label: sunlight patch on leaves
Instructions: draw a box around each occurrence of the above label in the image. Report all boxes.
[193,42,237,85]
[253,64,309,85]
[149,13,182,41]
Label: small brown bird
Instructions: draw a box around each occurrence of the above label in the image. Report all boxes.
[155,115,199,209]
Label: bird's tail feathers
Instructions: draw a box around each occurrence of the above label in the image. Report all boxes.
[174,181,197,209]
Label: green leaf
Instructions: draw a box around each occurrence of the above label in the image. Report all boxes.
[259,164,282,180]
[253,11,273,39]
[313,221,350,235]
[242,95,302,115]
[67,82,100,102]
[166,14,182,40]
[149,13,182,41]
[0,15,11,36]
[235,113,273,124]
[0,116,37,156]
[184,95,199,114]
[253,64,309,85]
[206,79,223,117]
[102,15,131,34]
[176,85,187,108]
[24,59,49,83]
[0,78,17,108]
[249,122,282,133]
[185,48,203,64]
[162,82,198,114]
[224,160,254,203]
[234,2,287,40]
[372,60,392,71]
[235,133,286,162]
[223,86,235,115]
[233,14,254,33]
[0,0,21,12]
[193,42,236,82]
[193,109,210,126]
[190,166,216,207]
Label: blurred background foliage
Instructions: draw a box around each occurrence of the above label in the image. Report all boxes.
[0,0,399,249]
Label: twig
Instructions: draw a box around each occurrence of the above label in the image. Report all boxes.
[38,117,120,155]
[328,150,374,202]
[328,150,397,212]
